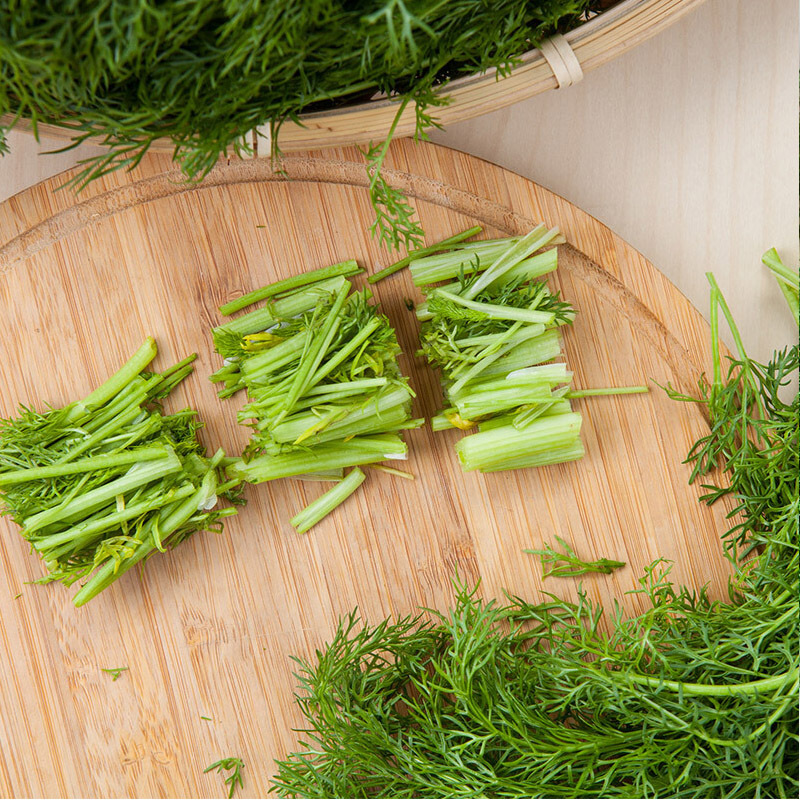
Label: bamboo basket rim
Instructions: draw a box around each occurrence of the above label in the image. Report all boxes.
[293,0,644,122]
[2,0,708,154]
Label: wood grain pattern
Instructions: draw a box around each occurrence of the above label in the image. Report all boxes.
[0,141,733,798]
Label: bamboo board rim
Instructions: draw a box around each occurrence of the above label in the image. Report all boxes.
[0,150,707,400]
[2,0,709,154]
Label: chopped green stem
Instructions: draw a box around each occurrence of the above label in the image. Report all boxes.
[291,467,366,533]
[66,337,158,423]
[477,440,585,471]
[220,260,361,315]
[460,226,560,300]
[431,288,556,325]
[215,275,349,338]
[409,239,521,285]
[481,330,563,377]
[430,414,457,431]
[367,465,415,480]
[567,386,649,398]
[230,435,407,483]
[455,414,582,472]
[156,353,198,383]
[0,446,169,485]
[309,318,383,387]
[415,248,559,291]
[368,226,482,283]
[292,469,345,482]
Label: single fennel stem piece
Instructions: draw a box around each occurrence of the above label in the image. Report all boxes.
[64,337,158,425]
[706,272,767,422]
[204,757,244,800]
[215,275,349,338]
[367,464,415,480]
[761,248,799,325]
[0,445,170,485]
[567,386,649,398]
[291,467,366,534]
[219,259,361,315]
[525,535,626,578]
[430,289,556,324]
[230,435,407,483]
[368,226,482,283]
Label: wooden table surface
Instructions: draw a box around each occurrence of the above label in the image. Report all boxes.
[0,0,796,362]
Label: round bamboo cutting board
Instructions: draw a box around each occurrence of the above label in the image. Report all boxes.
[0,141,733,798]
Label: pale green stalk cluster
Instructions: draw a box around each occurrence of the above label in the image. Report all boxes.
[415,227,646,472]
[211,263,421,531]
[0,339,241,605]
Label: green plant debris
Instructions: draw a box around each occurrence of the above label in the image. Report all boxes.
[101,667,128,681]
[205,757,244,799]
[525,535,626,578]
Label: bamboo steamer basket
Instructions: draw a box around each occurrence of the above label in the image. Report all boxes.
[4,0,707,153]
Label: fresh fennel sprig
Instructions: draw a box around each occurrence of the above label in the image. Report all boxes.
[525,535,626,578]
[271,254,798,800]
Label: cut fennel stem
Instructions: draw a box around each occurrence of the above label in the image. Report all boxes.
[219,259,361,315]
[455,413,583,472]
[291,468,366,533]
[228,436,408,483]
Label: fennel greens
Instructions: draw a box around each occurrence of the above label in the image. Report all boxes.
[271,253,799,798]
[0,1,602,249]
